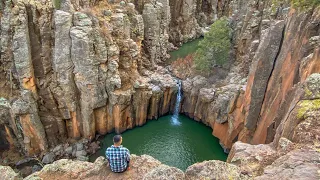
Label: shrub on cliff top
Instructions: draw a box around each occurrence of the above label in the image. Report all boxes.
[272,0,320,10]
[292,0,320,8]
[194,18,231,74]
[53,0,62,9]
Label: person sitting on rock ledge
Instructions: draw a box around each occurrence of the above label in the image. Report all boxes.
[106,135,131,173]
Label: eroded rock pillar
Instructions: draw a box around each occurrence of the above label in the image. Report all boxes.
[12,91,48,155]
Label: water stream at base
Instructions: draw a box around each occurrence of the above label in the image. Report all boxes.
[171,80,182,125]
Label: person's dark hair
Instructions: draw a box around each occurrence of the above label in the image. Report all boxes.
[113,135,122,144]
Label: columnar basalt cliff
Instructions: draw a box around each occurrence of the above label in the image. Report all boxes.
[0,0,183,156]
[0,0,236,156]
[3,73,320,179]
[0,0,320,179]
[134,0,230,46]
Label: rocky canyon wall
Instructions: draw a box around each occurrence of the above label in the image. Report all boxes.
[3,71,320,179]
[180,1,320,151]
[0,0,320,179]
[226,73,320,178]
[0,0,319,163]
[234,4,320,146]
[0,0,184,156]
[3,69,320,180]
[134,0,231,46]
[0,0,237,156]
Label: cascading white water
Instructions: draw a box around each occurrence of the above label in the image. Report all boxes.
[171,80,182,125]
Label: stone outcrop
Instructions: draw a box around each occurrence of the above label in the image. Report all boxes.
[185,160,248,180]
[255,149,320,180]
[0,98,18,152]
[242,20,285,131]
[1,155,249,180]
[228,138,320,179]
[0,165,22,180]
[53,10,80,139]
[227,141,278,176]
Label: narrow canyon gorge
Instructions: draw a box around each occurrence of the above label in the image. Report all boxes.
[0,0,319,179]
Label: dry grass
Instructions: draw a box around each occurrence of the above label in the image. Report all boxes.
[171,54,195,79]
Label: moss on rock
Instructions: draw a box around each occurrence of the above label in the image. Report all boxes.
[297,99,320,119]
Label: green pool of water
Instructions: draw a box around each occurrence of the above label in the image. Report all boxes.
[168,38,203,63]
[90,114,228,170]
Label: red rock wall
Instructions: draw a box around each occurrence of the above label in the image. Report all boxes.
[248,8,320,145]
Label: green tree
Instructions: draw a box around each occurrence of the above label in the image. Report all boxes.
[194,18,231,73]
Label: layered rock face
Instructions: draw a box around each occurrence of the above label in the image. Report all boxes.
[0,0,180,156]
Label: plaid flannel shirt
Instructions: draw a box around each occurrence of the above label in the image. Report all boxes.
[106,145,130,172]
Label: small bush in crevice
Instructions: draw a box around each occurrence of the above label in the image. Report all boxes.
[53,0,61,9]
[272,0,320,11]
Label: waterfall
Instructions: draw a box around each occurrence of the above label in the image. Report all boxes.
[171,80,182,125]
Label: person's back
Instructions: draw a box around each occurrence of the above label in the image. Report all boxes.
[106,135,130,173]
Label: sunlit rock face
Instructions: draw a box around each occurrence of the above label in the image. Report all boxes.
[227,73,320,178]
[234,7,320,146]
